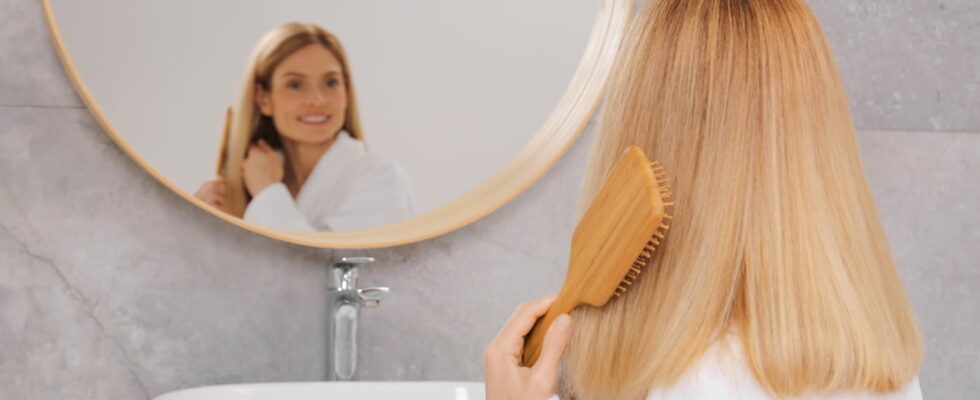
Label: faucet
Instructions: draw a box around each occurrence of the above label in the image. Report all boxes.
[326,256,389,381]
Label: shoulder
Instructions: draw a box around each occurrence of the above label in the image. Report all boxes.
[348,145,411,188]
[645,332,923,400]
[645,332,772,400]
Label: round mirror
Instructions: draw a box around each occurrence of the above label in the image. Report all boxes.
[43,0,631,248]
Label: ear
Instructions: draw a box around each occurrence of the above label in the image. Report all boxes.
[254,85,273,116]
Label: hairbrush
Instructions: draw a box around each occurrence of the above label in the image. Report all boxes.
[522,145,673,366]
[215,106,233,176]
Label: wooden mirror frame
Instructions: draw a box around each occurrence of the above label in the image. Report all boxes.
[42,0,633,248]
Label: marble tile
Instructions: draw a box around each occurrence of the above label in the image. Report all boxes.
[811,0,980,132]
[0,107,335,399]
[857,130,980,398]
[0,231,151,399]
[0,0,82,107]
[633,0,980,132]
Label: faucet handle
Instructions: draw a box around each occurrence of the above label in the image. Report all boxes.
[331,257,376,289]
[339,257,375,267]
[358,286,389,308]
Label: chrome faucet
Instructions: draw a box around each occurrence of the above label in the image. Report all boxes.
[327,257,389,381]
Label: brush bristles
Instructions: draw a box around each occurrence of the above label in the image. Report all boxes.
[614,162,674,298]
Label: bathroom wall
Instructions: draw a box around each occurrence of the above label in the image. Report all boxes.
[1,0,977,399]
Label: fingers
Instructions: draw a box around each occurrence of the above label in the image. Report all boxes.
[206,177,227,195]
[209,198,225,210]
[484,296,569,400]
[246,140,265,158]
[488,294,559,363]
[245,140,278,163]
[532,314,573,380]
[499,294,558,344]
[207,178,227,194]
[251,139,273,153]
[258,139,274,151]
[198,193,222,208]
[194,178,228,209]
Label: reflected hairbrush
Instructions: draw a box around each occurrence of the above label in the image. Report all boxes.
[522,146,673,367]
[215,106,233,176]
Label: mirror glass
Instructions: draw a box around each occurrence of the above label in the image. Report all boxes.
[49,0,597,232]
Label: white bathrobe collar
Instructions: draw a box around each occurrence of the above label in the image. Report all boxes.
[295,131,365,209]
[245,130,414,232]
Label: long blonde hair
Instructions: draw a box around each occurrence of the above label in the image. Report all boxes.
[561,0,922,398]
[222,22,364,216]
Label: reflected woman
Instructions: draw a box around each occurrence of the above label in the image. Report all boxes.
[195,22,415,232]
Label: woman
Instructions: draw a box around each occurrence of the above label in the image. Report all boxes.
[485,0,922,399]
[195,22,415,232]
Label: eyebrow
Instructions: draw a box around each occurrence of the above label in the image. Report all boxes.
[281,70,342,78]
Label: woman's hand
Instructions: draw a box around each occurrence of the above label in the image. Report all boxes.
[194,176,228,211]
[484,294,574,400]
[242,140,284,197]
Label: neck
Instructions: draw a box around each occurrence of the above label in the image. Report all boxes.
[281,132,340,195]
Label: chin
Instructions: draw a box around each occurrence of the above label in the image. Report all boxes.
[284,128,341,145]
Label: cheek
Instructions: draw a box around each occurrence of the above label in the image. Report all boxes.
[334,89,348,109]
[271,93,300,118]
[267,94,300,136]
[333,91,348,126]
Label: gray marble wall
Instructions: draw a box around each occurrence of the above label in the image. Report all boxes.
[1,0,977,399]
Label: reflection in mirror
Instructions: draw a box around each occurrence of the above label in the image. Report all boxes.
[196,23,416,232]
[49,0,597,232]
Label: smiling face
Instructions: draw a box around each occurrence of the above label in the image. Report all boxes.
[255,44,348,146]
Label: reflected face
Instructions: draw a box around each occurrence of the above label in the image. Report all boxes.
[256,44,348,146]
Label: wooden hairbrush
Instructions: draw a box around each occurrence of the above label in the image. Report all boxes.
[522,145,673,367]
[215,106,233,176]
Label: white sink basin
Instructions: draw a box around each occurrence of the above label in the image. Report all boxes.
[153,381,486,400]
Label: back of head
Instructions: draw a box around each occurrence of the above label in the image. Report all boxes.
[563,0,922,398]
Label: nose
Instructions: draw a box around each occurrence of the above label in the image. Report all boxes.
[305,87,327,106]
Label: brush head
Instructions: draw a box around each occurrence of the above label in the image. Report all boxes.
[566,146,672,307]
[521,146,672,367]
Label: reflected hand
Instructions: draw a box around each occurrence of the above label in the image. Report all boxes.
[242,140,284,197]
[484,293,573,400]
[194,176,228,211]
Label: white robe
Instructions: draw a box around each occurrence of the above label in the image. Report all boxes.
[549,328,922,400]
[243,133,415,232]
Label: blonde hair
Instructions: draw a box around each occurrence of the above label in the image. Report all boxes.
[222,22,364,216]
[561,0,922,398]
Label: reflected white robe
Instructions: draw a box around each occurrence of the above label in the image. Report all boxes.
[243,133,415,232]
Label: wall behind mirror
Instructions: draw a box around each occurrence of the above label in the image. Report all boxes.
[49,0,596,220]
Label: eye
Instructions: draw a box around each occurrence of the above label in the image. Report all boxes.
[326,79,340,88]
[287,81,302,89]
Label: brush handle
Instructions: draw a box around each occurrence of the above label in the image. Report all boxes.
[522,293,578,367]
[215,106,233,177]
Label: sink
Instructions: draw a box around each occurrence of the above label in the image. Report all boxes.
[153,381,486,400]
